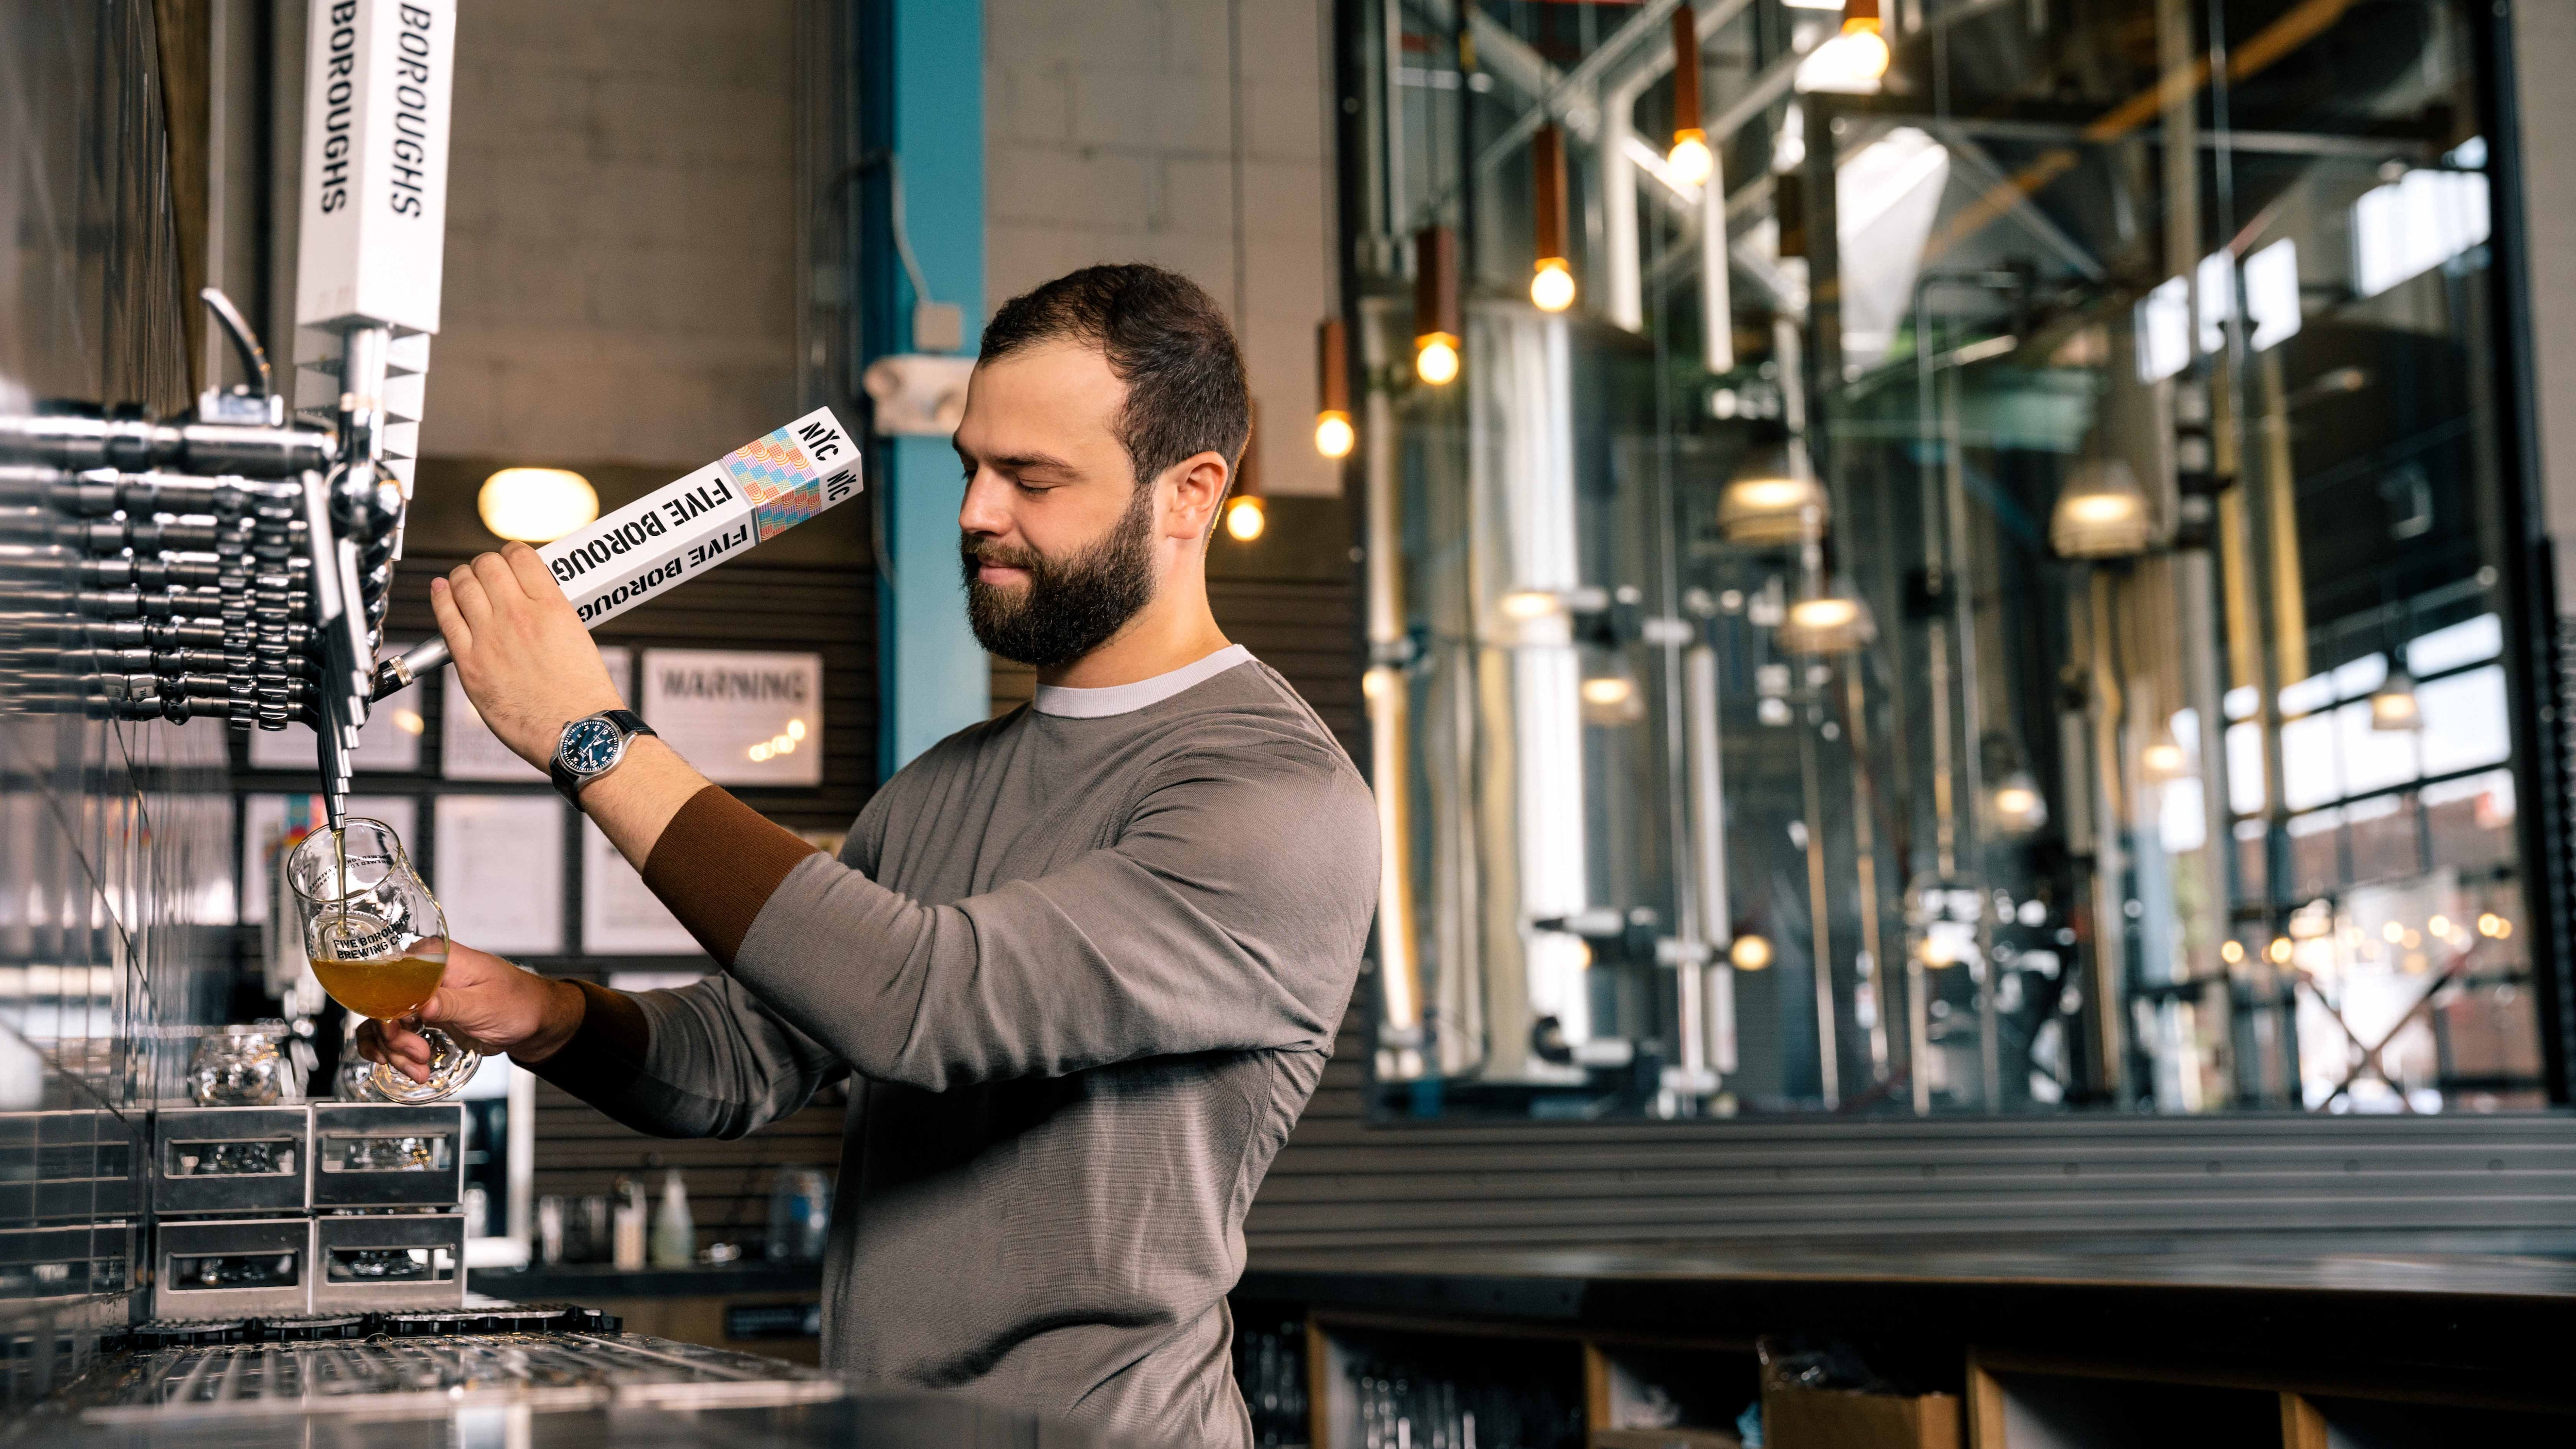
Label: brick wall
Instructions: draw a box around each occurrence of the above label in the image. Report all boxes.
[986,0,1340,499]
[419,0,801,468]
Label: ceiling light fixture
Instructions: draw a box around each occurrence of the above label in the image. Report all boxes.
[2141,724,2190,780]
[1988,769,2049,836]
[2048,457,2154,559]
[1777,582,1875,655]
[1795,0,1891,94]
[1414,226,1462,386]
[1716,445,1830,546]
[1313,318,1355,459]
[478,467,599,543]
[2369,667,2422,731]
[1666,8,1714,187]
[1531,126,1577,313]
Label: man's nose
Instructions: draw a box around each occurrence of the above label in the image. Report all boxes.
[957,468,1013,537]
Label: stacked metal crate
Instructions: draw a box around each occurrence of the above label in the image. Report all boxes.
[150,1102,467,1319]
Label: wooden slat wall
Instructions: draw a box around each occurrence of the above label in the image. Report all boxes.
[1243,1003,2576,1256]
[530,1080,844,1258]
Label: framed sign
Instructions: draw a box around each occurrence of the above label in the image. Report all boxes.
[433,795,565,956]
[581,818,700,955]
[639,649,823,787]
[444,646,632,781]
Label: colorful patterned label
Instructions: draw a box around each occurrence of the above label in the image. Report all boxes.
[720,428,826,542]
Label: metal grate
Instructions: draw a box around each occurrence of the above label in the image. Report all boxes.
[45,1332,842,1425]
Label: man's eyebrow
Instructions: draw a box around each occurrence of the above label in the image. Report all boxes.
[978,449,1082,475]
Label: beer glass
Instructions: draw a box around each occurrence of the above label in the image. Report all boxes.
[284,818,480,1102]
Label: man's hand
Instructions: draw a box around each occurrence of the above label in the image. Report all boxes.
[432,543,624,770]
[355,942,586,1081]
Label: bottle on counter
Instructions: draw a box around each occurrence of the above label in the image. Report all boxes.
[650,1168,694,1267]
[536,1195,566,1266]
[767,1167,832,1262]
[611,1175,647,1271]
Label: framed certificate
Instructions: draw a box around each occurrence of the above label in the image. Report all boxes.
[432,795,565,956]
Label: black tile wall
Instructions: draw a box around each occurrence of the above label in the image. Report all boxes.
[2,0,239,1410]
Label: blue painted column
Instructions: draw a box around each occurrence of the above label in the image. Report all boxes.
[866,0,986,777]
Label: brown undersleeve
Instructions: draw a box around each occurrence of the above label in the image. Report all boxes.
[639,783,824,965]
[526,978,651,1100]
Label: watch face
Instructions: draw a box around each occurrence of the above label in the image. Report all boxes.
[558,717,624,775]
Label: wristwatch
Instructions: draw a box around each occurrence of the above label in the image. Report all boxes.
[549,708,656,806]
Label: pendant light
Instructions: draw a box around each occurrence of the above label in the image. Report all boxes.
[1797,0,1892,95]
[479,467,598,543]
[1530,126,1576,313]
[1223,405,1266,542]
[2141,723,2190,780]
[1988,769,2050,836]
[1778,581,1875,655]
[1414,226,1462,386]
[2369,668,2422,731]
[1313,318,1355,459]
[1717,442,1831,547]
[1666,8,1713,187]
[2048,457,2154,559]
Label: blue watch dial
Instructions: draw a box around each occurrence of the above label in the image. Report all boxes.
[559,717,625,775]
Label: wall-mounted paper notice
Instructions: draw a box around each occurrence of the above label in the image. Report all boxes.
[241,794,419,926]
[581,817,700,956]
[251,644,426,771]
[641,649,824,787]
[443,647,631,781]
[433,795,564,956]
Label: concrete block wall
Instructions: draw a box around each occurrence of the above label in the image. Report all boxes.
[418,0,801,470]
[987,0,1341,498]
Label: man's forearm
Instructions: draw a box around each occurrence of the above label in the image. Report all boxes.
[578,737,714,868]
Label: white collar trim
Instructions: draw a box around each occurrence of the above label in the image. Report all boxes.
[1031,645,1255,719]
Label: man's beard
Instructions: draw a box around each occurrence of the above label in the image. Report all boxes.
[960,482,1160,668]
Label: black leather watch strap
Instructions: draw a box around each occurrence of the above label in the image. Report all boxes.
[549,709,657,806]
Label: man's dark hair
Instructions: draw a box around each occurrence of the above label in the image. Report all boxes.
[978,263,1250,489]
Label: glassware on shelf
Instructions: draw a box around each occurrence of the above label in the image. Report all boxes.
[188,1024,295,1105]
[283,817,480,1103]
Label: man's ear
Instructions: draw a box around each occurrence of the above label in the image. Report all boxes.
[1163,450,1232,541]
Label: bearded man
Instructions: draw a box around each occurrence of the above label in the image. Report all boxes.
[362,264,1378,1445]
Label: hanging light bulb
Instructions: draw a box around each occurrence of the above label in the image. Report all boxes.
[1224,405,1268,542]
[1778,581,1875,655]
[1796,0,1891,94]
[2048,457,2155,559]
[1728,934,1774,971]
[2370,667,2423,731]
[1666,8,1714,186]
[1716,443,1831,546]
[1224,495,1267,542]
[1530,126,1577,313]
[1313,318,1355,459]
[2141,724,2190,780]
[1414,226,1462,386]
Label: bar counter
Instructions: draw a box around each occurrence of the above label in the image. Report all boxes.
[1240,1243,2576,1437]
[40,1394,1109,1448]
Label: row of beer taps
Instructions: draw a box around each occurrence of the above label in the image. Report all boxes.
[2,289,403,830]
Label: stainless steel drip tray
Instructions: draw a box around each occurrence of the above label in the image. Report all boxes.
[49,1332,843,1425]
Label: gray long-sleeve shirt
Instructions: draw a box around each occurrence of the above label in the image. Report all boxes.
[535,652,1376,1446]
